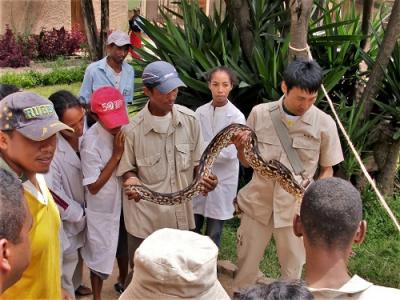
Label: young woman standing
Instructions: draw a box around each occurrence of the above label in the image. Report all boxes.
[193,67,245,247]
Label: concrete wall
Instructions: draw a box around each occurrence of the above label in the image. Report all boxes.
[0,0,128,35]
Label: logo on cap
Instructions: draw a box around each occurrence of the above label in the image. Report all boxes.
[23,104,55,119]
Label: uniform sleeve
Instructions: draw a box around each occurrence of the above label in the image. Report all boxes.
[246,107,257,130]
[192,117,204,165]
[80,138,103,186]
[45,160,84,223]
[79,67,93,105]
[116,126,137,176]
[319,116,344,167]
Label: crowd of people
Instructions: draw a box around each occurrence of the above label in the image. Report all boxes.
[1,30,399,300]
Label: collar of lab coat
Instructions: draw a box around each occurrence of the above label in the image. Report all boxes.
[56,133,81,169]
[197,100,234,130]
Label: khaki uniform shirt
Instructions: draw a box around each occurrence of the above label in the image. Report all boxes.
[116,103,203,238]
[309,275,400,299]
[237,98,344,228]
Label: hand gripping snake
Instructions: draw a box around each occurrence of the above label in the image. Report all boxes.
[126,123,305,205]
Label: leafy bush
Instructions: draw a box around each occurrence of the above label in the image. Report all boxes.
[33,26,86,60]
[0,25,32,67]
[0,64,87,88]
[0,25,86,67]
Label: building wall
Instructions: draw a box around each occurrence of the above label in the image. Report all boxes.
[0,0,128,35]
[0,0,71,34]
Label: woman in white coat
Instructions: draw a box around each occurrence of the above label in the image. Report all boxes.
[193,67,245,247]
[45,91,91,299]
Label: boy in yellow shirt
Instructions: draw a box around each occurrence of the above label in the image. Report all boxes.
[0,92,73,299]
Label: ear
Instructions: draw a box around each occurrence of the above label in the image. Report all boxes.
[353,220,367,245]
[0,131,10,151]
[0,239,11,273]
[281,81,288,95]
[143,86,152,97]
[293,214,303,237]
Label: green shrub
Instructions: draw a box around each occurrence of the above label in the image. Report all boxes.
[0,64,87,88]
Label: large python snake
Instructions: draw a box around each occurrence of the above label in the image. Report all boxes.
[126,123,305,205]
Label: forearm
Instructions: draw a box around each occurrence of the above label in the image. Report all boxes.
[237,149,250,168]
[122,171,138,183]
[318,166,333,179]
[88,156,120,194]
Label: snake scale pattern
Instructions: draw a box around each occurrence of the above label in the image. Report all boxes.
[126,123,305,205]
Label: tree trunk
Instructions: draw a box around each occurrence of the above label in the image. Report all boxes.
[360,0,374,51]
[373,122,400,196]
[361,0,400,117]
[288,0,313,62]
[80,0,100,60]
[99,0,109,59]
[226,0,254,64]
[355,0,375,103]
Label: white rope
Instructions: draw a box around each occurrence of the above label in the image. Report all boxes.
[301,46,400,233]
[289,43,310,52]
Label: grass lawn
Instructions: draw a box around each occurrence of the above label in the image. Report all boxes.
[26,83,400,289]
[26,82,82,98]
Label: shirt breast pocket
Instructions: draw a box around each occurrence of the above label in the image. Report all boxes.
[292,136,320,166]
[175,143,192,171]
[136,153,165,184]
[257,134,282,161]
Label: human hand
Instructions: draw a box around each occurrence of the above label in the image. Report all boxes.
[61,288,72,300]
[200,173,218,196]
[112,130,125,160]
[230,130,251,152]
[123,176,142,201]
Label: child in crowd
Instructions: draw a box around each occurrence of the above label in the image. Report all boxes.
[80,87,128,300]
[193,66,245,247]
[46,90,92,299]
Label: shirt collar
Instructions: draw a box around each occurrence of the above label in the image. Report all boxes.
[278,96,314,125]
[309,275,373,296]
[142,102,182,135]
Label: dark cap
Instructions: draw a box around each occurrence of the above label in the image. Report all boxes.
[142,61,186,94]
[0,92,73,141]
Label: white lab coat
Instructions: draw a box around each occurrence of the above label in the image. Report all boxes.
[45,133,86,253]
[193,100,246,220]
[80,123,121,275]
[45,133,86,299]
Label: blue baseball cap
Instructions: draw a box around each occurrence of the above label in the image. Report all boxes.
[142,61,186,94]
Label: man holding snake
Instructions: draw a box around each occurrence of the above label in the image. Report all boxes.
[116,61,218,281]
[232,59,344,291]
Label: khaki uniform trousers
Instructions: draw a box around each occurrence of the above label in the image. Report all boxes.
[233,213,305,290]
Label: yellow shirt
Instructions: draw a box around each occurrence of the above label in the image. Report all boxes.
[2,174,61,300]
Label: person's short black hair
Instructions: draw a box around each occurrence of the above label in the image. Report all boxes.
[282,59,322,94]
[0,169,26,244]
[48,90,82,120]
[206,66,239,86]
[300,177,362,249]
[0,84,20,100]
[234,280,314,300]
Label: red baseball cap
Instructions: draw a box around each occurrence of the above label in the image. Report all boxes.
[90,87,129,129]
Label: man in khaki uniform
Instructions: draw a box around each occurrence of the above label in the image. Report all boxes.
[116,61,217,279]
[294,177,400,300]
[232,60,344,290]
